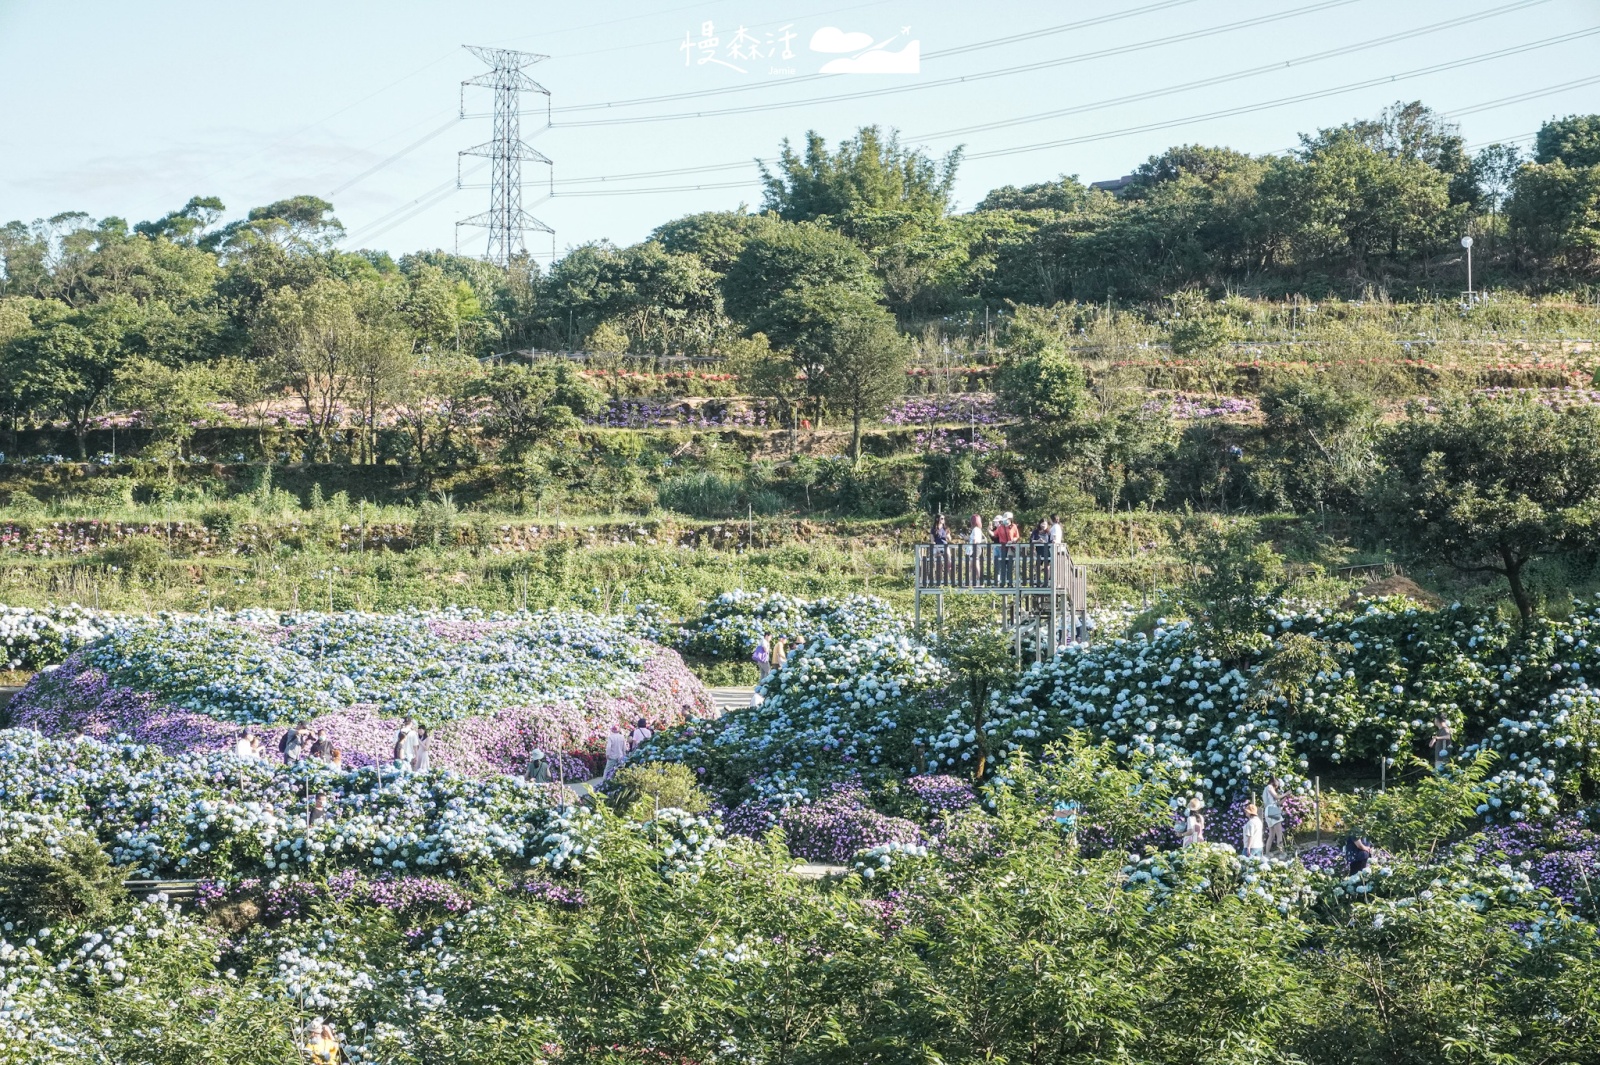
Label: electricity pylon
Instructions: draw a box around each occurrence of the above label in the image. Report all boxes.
[457,45,553,267]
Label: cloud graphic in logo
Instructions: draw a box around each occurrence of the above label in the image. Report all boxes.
[809,26,875,53]
[819,40,920,74]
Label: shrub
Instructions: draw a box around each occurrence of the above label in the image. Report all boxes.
[0,831,124,930]
[605,762,712,820]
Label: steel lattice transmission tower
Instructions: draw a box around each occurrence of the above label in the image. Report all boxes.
[457,45,553,267]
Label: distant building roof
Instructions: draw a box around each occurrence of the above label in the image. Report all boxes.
[1090,175,1136,192]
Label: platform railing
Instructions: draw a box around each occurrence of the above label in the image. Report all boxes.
[914,542,1074,591]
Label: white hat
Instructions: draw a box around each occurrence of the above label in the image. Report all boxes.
[1002,512,1013,522]
[527,748,545,761]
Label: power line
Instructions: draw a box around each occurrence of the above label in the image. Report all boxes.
[535,0,1374,125]
[329,118,461,197]
[912,0,1558,141]
[524,39,1600,201]
[923,0,1204,59]
[343,161,489,245]
[1446,74,1600,118]
[550,180,762,197]
[961,26,1600,161]
[538,4,1574,192]
[542,0,1208,114]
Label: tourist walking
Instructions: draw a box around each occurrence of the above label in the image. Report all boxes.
[311,730,334,762]
[1429,714,1453,770]
[1262,777,1286,854]
[411,726,431,773]
[771,635,788,670]
[1241,801,1264,857]
[1181,796,1206,846]
[630,717,653,750]
[754,634,772,683]
[604,727,628,779]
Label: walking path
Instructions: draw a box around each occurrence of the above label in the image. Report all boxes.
[707,686,756,715]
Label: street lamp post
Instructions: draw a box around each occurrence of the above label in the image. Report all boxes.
[1461,235,1474,297]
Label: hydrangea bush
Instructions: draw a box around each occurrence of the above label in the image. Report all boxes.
[0,604,115,671]
[674,590,902,661]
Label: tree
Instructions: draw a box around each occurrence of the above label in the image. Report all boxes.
[1258,374,1381,511]
[1269,128,1457,276]
[133,195,226,245]
[722,220,881,345]
[975,175,1099,213]
[933,621,1020,779]
[1374,400,1600,624]
[253,278,402,462]
[207,194,344,253]
[213,354,277,459]
[7,296,145,456]
[1179,518,1290,659]
[760,125,960,229]
[479,360,603,460]
[994,308,1090,454]
[1468,143,1524,215]
[651,210,769,273]
[115,357,221,469]
[813,302,910,464]
[1534,114,1600,168]
[1508,157,1600,277]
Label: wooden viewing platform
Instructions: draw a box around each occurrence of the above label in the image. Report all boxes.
[913,543,1088,661]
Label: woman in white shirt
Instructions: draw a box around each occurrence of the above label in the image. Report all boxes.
[1262,777,1285,854]
[1241,801,1264,857]
[1181,796,1206,846]
[967,514,986,584]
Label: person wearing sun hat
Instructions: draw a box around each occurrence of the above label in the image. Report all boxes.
[525,748,551,783]
[1181,796,1206,846]
[1241,801,1264,857]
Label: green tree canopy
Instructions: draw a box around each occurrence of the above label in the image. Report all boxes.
[1374,399,1600,623]
[722,220,881,347]
[1534,113,1600,169]
[760,125,961,225]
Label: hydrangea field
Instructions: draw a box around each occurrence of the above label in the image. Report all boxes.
[3,726,1599,1063]
[6,592,1600,1061]
[7,608,711,775]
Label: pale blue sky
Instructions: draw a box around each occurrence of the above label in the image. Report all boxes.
[1,0,1597,260]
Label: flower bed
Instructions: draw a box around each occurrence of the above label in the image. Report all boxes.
[674,590,902,661]
[8,608,712,775]
[0,603,116,670]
